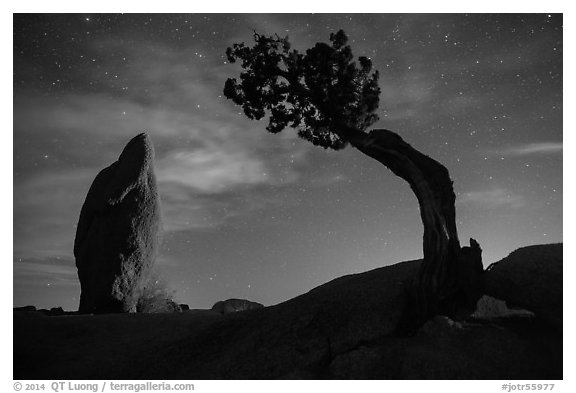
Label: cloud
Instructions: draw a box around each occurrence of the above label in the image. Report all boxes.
[156,146,267,193]
[379,71,435,120]
[14,169,93,259]
[14,256,78,286]
[489,142,563,157]
[158,183,249,232]
[458,188,526,209]
[14,35,320,257]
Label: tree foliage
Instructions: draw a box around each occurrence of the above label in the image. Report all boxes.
[224,30,381,150]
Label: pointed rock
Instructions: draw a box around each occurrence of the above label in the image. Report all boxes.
[74,133,162,314]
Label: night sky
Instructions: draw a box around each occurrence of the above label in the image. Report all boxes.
[13,14,562,311]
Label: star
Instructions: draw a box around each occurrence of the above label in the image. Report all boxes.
[12,13,562,311]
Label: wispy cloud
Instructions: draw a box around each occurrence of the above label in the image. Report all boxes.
[489,142,563,157]
[14,169,92,259]
[458,188,526,209]
[159,183,259,232]
[14,256,77,286]
[156,146,268,193]
[14,36,320,261]
[379,71,436,121]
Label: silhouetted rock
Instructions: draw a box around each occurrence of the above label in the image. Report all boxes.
[484,244,562,329]
[179,304,190,311]
[168,301,182,313]
[48,307,65,316]
[211,298,264,314]
[330,313,558,379]
[14,305,36,312]
[74,133,161,314]
[396,315,560,379]
[13,244,562,380]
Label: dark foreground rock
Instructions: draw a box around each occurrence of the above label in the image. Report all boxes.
[13,305,36,312]
[484,243,562,330]
[47,307,65,316]
[211,299,264,314]
[14,244,562,379]
[74,133,161,314]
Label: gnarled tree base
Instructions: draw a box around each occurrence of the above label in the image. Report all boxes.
[346,129,484,332]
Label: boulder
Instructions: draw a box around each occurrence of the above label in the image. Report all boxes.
[74,133,161,314]
[48,307,65,316]
[168,301,183,313]
[211,298,264,314]
[14,305,36,312]
[472,295,534,320]
[179,304,190,311]
[484,244,562,329]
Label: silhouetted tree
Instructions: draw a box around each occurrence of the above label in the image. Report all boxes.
[224,30,484,332]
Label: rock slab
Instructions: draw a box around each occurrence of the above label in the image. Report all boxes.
[484,243,562,329]
[14,245,562,379]
[74,133,161,314]
[211,299,264,314]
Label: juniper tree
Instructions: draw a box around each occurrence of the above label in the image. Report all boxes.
[224,30,484,331]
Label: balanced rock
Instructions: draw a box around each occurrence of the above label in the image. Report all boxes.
[74,133,161,314]
[484,244,562,329]
[211,298,264,314]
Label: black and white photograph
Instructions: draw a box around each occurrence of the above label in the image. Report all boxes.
[12,10,564,382]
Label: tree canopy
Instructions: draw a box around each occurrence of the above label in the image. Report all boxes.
[224,30,381,150]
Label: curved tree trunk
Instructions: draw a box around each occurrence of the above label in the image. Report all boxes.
[340,127,483,332]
